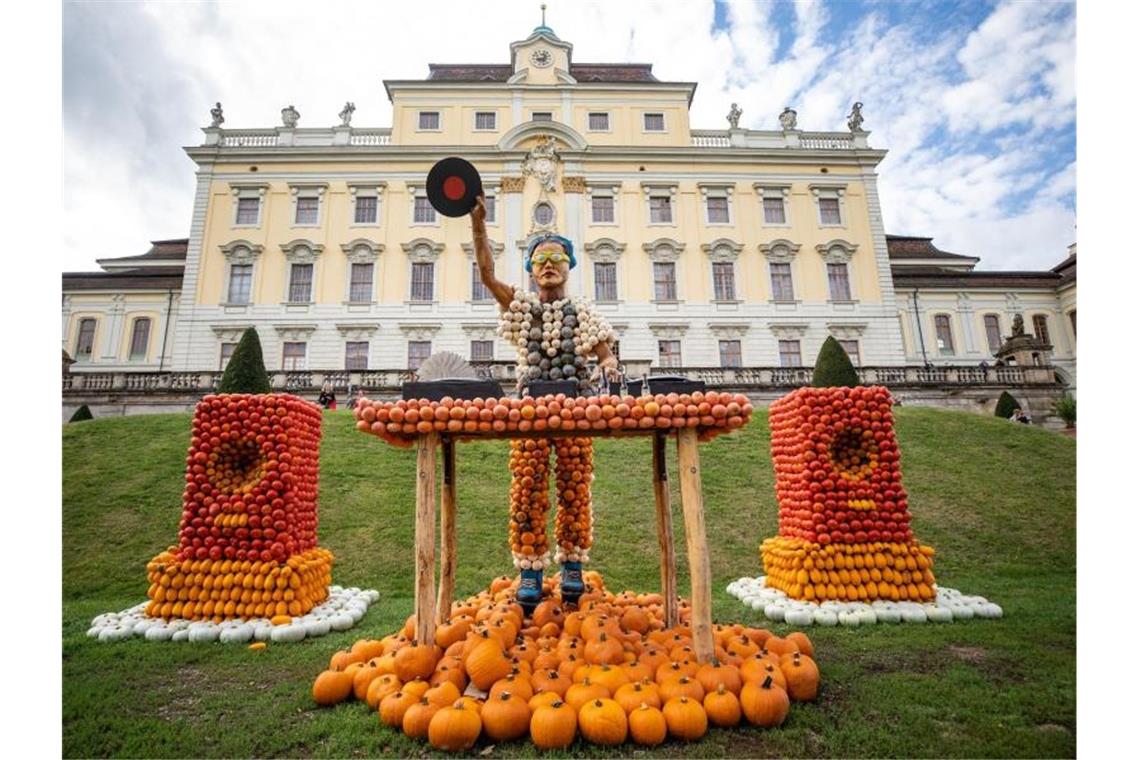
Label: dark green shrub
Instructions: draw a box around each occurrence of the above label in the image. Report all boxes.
[994,391,1020,419]
[217,327,270,394]
[69,404,93,423]
[1053,393,1076,428]
[811,336,860,388]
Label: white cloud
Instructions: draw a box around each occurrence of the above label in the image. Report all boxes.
[62,0,1075,273]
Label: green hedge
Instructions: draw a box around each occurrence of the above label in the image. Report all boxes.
[811,336,860,388]
[217,327,270,394]
[994,390,1020,418]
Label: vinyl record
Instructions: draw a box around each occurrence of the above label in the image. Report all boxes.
[426,157,483,217]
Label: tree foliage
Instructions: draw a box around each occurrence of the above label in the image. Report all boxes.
[811,336,860,388]
[1052,393,1076,428]
[218,327,270,394]
[994,391,1020,419]
[69,404,93,423]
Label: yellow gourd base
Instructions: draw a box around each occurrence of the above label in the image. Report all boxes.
[760,537,936,602]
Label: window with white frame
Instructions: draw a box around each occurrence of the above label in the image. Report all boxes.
[818,197,841,225]
[408,341,432,370]
[769,262,795,301]
[414,195,437,224]
[719,340,742,368]
[588,112,609,131]
[411,262,434,301]
[471,262,492,301]
[484,194,497,224]
[470,340,494,362]
[219,342,237,370]
[418,111,440,130]
[532,111,553,121]
[839,339,861,366]
[228,264,253,304]
[235,197,260,226]
[757,186,790,225]
[778,339,802,367]
[658,340,681,367]
[644,113,665,131]
[984,314,1002,354]
[591,195,615,224]
[288,263,314,303]
[349,262,374,303]
[354,195,378,225]
[934,314,955,355]
[75,318,96,359]
[294,196,319,225]
[595,262,617,301]
[345,341,369,370]
[706,195,730,224]
[474,111,497,130]
[1033,314,1051,344]
[827,262,852,301]
[653,262,677,301]
[649,194,672,224]
[712,261,736,301]
[282,341,307,370]
[128,317,151,360]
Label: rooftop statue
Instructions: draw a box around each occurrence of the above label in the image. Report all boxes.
[847,101,865,132]
[779,106,798,131]
[209,102,224,128]
[338,101,355,127]
[727,102,742,129]
[281,104,300,128]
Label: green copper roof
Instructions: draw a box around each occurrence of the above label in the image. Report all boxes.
[531,24,558,38]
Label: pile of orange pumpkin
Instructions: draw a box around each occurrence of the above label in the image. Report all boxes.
[311,573,820,751]
[353,391,754,448]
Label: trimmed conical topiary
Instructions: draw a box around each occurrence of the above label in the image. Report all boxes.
[811,336,860,388]
[218,327,271,394]
[69,404,93,423]
[994,391,1020,419]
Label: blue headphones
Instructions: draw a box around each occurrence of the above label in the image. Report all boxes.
[525,233,576,272]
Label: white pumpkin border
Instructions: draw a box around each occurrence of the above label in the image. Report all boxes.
[87,585,379,643]
[727,576,1002,626]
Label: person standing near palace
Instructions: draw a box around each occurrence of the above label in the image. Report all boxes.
[470,195,621,609]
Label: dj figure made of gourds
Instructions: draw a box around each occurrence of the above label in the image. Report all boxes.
[470,195,621,609]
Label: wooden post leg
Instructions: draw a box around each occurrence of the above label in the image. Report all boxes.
[414,433,438,645]
[436,438,457,626]
[652,431,679,629]
[676,427,714,663]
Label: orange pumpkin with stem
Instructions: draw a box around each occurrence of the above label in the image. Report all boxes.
[466,636,514,690]
[365,673,402,709]
[578,698,628,745]
[663,695,708,741]
[779,652,820,701]
[613,681,661,713]
[312,669,354,706]
[628,703,667,746]
[696,659,743,696]
[564,678,609,712]
[490,673,534,702]
[379,690,419,728]
[481,691,531,741]
[703,683,742,727]
[740,675,790,727]
[394,642,441,683]
[531,669,571,698]
[659,674,705,703]
[530,700,577,750]
[428,699,482,752]
[401,697,442,739]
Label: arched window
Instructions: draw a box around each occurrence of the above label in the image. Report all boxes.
[1032,314,1050,344]
[129,318,152,360]
[75,318,97,359]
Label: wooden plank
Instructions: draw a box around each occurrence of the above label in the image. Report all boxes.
[436,437,457,626]
[414,433,438,645]
[652,431,678,629]
[676,426,714,663]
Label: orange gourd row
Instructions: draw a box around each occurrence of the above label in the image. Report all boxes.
[144,547,333,620]
[311,572,820,750]
[353,391,754,447]
[761,537,935,601]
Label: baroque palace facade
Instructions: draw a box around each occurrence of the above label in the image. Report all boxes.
[62,24,1075,417]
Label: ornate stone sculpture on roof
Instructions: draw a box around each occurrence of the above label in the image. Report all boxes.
[338,102,355,127]
[209,102,224,128]
[727,102,742,129]
[522,135,560,192]
[779,107,798,131]
[847,101,865,132]
[281,104,300,128]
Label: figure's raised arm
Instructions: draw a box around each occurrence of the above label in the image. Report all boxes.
[471,195,514,309]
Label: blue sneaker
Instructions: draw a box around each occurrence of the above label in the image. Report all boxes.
[560,562,585,605]
[516,568,544,614]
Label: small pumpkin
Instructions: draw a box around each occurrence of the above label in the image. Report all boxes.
[435,618,472,650]
[628,703,667,746]
[424,680,462,708]
[529,691,561,712]
[530,700,578,749]
[394,642,441,683]
[430,663,468,692]
[312,669,354,706]
[740,675,790,728]
[786,631,814,658]
[779,651,820,702]
[696,659,743,696]
[703,683,742,727]
[531,669,571,698]
[740,655,788,690]
[533,600,565,629]
[401,697,442,739]
[614,681,662,713]
[588,664,630,694]
[763,635,799,657]
[620,660,653,684]
[481,691,531,741]
[365,673,403,709]
[663,695,708,741]
[490,673,534,702]
[564,678,610,712]
[379,690,419,728]
[352,660,383,701]
[584,632,625,666]
[578,698,628,746]
[402,678,432,699]
[659,674,705,704]
[466,635,514,691]
[428,700,482,752]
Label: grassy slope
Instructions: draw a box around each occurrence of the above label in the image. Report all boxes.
[62,408,1075,758]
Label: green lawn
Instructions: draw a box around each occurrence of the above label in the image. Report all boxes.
[62,407,1076,758]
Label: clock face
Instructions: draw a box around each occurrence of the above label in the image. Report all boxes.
[530,48,553,68]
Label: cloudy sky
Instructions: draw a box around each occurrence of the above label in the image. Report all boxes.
[62,0,1075,272]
